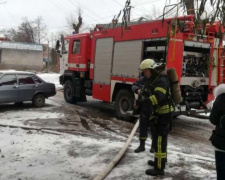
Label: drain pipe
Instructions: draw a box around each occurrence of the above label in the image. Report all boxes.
[94,119,139,180]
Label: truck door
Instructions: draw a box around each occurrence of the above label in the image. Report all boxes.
[69,39,81,68]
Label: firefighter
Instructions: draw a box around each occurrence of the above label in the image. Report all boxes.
[132,67,157,154]
[209,84,225,180]
[132,59,174,176]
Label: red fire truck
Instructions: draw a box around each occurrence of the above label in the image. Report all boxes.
[58,15,224,119]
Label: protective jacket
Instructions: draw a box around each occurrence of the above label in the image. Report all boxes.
[132,74,174,120]
[210,84,225,151]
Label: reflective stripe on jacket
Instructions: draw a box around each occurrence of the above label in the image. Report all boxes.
[148,75,174,115]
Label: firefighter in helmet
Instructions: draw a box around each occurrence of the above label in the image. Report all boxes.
[132,59,174,176]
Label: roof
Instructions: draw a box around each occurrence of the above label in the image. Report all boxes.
[0,70,35,75]
[0,41,43,51]
[64,33,90,40]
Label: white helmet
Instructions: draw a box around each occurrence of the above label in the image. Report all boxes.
[140,59,161,70]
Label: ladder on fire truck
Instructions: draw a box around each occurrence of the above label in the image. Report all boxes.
[217,45,225,84]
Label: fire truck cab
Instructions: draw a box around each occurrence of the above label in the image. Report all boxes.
[59,15,225,120]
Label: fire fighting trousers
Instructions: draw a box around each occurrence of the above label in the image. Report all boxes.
[154,129,168,170]
[139,99,153,140]
[153,114,171,170]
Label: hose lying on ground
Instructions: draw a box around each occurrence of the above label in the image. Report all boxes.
[94,119,140,180]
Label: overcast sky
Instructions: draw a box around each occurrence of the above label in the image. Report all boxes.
[0,0,179,34]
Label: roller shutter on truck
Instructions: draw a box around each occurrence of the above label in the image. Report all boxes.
[94,38,114,85]
[112,40,142,78]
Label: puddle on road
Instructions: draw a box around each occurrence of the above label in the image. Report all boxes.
[80,118,91,131]
[23,118,76,130]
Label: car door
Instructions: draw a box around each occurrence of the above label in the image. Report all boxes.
[17,74,36,101]
[0,74,19,103]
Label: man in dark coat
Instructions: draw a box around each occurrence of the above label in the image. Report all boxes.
[210,84,225,180]
[132,59,174,176]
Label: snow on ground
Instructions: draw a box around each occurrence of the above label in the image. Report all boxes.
[0,109,64,127]
[0,101,217,180]
[38,73,63,89]
[0,127,126,180]
[0,126,216,180]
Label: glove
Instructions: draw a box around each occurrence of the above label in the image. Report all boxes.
[135,97,150,106]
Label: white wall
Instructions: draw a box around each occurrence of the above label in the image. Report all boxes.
[1,49,43,70]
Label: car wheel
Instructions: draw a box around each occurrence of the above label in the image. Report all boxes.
[64,80,76,104]
[33,94,45,108]
[115,89,134,121]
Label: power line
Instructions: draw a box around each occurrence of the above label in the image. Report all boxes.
[67,0,100,22]
[112,0,123,7]
[72,0,101,18]
[49,0,69,16]
[84,14,117,24]
[133,0,160,6]
[0,1,18,25]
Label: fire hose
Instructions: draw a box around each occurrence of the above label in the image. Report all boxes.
[94,119,140,180]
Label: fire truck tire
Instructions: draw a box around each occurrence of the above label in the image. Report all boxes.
[115,89,134,121]
[64,80,76,104]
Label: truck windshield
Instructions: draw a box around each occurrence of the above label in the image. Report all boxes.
[62,40,69,54]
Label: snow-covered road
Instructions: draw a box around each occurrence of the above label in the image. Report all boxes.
[0,94,216,180]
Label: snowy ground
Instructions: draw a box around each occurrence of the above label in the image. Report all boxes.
[0,72,217,180]
[38,73,62,89]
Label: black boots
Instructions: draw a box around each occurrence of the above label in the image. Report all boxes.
[148,160,155,166]
[145,168,165,176]
[150,145,155,153]
[134,139,155,153]
[147,160,165,176]
[134,139,145,153]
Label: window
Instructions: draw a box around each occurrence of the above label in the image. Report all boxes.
[0,74,17,86]
[62,40,69,54]
[18,74,35,85]
[31,75,43,84]
[72,40,80,54]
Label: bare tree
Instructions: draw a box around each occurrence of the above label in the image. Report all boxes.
[144,6,161,20]
[14,18,35,43]
[178,0,225,25]
[66,8,83,34]
[181,0,195,15]
[0,16,48,43]
[33,16,47,44]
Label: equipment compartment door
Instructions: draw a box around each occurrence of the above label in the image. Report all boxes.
[94,38,113,84]
[112,40,142,78]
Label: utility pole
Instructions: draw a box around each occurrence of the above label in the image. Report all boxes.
[47,40,50,73]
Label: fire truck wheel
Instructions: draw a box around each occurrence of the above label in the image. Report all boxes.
[64,80,76,104]
[115,89,134,121]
